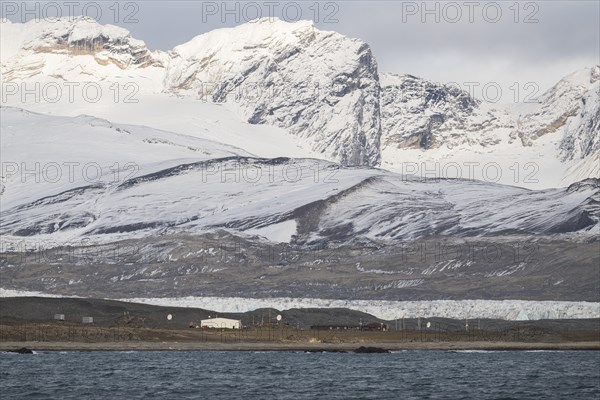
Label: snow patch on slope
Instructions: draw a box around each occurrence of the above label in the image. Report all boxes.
[0,288,66,298]
[245,220,297,243]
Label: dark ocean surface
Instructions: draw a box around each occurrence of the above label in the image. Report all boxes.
[1,350,599,399]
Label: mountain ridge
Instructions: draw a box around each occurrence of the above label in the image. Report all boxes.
[2,16,599,314]
[1,17,598,185]
[1,107,598,246]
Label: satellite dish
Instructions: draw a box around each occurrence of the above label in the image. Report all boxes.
[167,314,173,321]
[426,322,431,328]
[276,314,282,321]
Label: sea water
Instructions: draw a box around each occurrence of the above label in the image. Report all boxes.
[1,350,598,399]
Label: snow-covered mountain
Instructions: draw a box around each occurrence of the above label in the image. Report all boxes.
[0,17,166,92]
[0,16,161,71]
[1,107,598,246]
[165,18,381,166]
[380,67,600,155]
[1,17,599,313]
[1,17,597,186]
[380,66,600,188]
[515,67,599,157]
[0,17,380,166]
[1,109,598,308]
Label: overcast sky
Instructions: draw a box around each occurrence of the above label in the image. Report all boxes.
[5,1,599,101]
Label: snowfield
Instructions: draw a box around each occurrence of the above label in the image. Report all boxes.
[1,107,598,246]
[1,106,598,246]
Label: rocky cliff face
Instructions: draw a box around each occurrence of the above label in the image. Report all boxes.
[379,66,599,188]
[165,18,381,166]
[557,66,600,161]
[510,66,599,155]
[0,17,160,73]
[380,73,480,150]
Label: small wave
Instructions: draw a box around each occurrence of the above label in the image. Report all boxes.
[524,350,564,353]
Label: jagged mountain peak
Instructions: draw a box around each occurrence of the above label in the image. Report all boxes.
[172,18,322,57]
[556,64,600,88]
[525,64,599,112]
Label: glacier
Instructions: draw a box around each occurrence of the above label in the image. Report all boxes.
[1,288,597,321]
